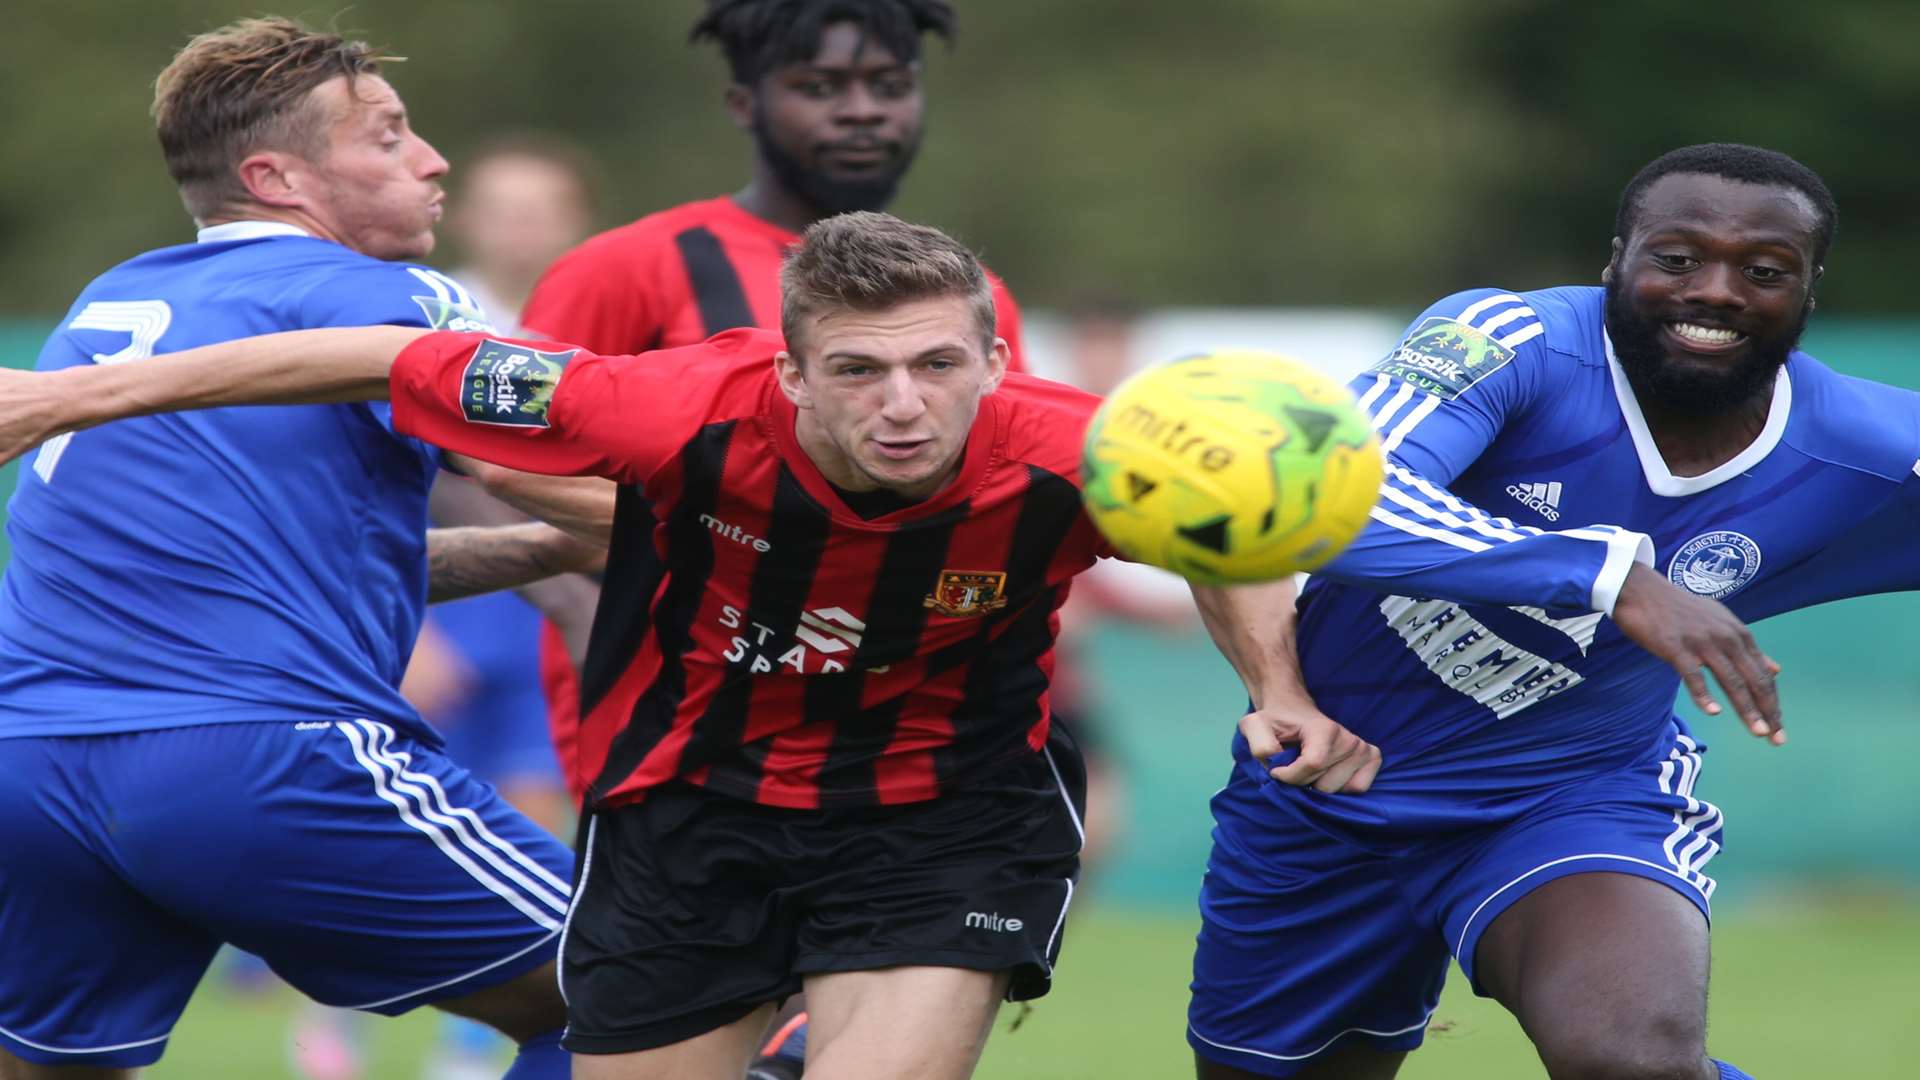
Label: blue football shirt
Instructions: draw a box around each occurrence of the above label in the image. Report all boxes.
[1292,286,1920,829]
[0,222,491,740]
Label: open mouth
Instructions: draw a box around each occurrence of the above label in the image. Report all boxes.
[1663,320,1748,354]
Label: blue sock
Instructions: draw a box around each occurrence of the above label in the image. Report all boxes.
[1714,1061,1755,1080]
[502,1027,569,1079]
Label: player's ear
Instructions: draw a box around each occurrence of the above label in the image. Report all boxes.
[724,83,754,131]
[1601,237,1624,284]
[982,338,1010,395]
[236,150,305,209]
[775,349,812,409]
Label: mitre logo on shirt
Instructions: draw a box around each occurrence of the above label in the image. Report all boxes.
[1371,317,1516,400]
[460,340,576,427]
[923,570,1009,618]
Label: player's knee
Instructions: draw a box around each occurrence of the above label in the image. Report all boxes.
[1535,1010,1709,1080]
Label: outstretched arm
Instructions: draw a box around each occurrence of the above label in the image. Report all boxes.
[426,471,603,664]
[447,454,615,548]
[425,522,603,603]
[1333,286,1782,741]
[1191,576,1383,794]
[0,326,424,463]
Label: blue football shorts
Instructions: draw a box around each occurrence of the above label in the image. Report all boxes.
[1187,729,1722,1076]
[0,719,574,1068]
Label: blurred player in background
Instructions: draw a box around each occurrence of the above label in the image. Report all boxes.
[0,19,602,1079]
[1187,144,1913,1080]
[432,132,608,710]
[447,135,600,334]
[0,212,1364,1080]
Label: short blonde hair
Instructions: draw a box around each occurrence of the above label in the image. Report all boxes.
[780,211,996,358]
[152,16,397,220]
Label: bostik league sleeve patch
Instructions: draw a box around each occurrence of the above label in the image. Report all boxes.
[459,339,578,427]
[1368,317,1517,399]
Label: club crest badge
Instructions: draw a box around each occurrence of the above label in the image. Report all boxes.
[1667,530,1762,600]
[923,570,1009,618]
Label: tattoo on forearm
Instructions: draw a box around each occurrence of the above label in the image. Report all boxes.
[426,524,572,603]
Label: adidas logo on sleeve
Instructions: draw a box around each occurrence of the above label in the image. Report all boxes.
[1506,481,1562,521]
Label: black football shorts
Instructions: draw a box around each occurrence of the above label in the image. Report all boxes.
[558,742,1087,1054]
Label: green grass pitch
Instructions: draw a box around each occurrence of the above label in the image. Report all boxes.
[147,899,1914,1078]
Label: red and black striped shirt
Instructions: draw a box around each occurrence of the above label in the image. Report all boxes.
[518,196,1030,799]
[392,329,1107,810]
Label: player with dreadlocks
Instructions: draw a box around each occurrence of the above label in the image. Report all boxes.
[510,3,1036,1078]
[692,0,960,223]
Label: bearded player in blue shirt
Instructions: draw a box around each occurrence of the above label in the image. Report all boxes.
[1187,144,1914,1079]
[0,19,603,1078]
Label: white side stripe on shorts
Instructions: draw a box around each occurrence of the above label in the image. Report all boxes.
[1039,745,1084,976]
[1657,734,1722,897]
[556,814,598,1012]
[359,721,571,902]
[342,926,560,1012]
[1189,1010,1435,1064]
[1454,851,1714,960]
[1041,745,1086,847]
[335,721,568,931]
[0,1025,169,1057]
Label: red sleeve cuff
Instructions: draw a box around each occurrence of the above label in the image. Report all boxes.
[388,330,483,440]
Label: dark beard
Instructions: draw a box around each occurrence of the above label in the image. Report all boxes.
[1603,277,1808,416]
[752,112,918,216]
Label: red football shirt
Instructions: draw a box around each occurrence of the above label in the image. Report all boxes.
[392,330,1105,811]
[519,196,1028,362]
[518,196,1030,798]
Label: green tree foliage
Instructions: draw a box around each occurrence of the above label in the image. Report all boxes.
[1,0,1914,315]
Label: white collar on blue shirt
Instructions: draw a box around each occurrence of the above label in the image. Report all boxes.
[195,220,312,243]
[1603,328,1792,497]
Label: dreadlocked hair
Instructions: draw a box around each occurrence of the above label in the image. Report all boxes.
[690,0,956,84]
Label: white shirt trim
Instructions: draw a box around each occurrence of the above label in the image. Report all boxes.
[1590,530,1655,616]
[195,220,311,243]
[1604,331,1792,497]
